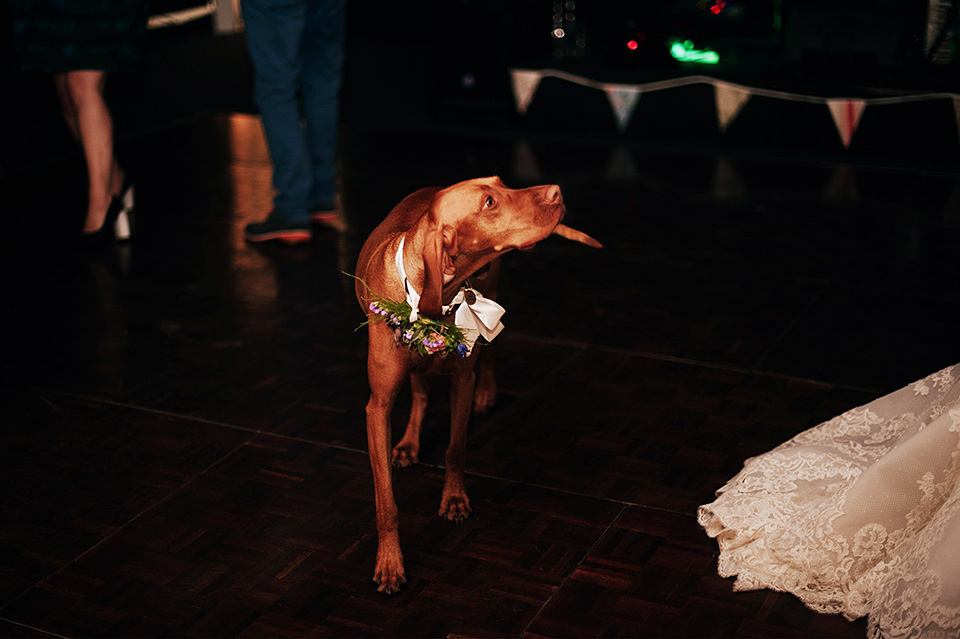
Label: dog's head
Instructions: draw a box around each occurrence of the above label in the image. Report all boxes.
[433,176,565,255]
[417,176,600,318]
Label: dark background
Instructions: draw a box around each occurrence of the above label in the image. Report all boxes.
[4,0,959,180]
[2,3,959,637]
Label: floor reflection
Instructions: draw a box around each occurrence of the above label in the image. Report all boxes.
[4,107,960,637]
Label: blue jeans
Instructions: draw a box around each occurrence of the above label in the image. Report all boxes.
[242,0,344,224]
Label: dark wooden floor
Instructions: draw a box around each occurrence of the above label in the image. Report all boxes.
[4,24,960,639]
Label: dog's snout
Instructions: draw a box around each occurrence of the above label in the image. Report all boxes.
[531,184,564,227]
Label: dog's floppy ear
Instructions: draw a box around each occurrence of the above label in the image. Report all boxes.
[419,211,458,319]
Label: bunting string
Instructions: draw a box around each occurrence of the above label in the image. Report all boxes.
[511,68,960,149]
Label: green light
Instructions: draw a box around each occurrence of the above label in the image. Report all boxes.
[669,39,720,64]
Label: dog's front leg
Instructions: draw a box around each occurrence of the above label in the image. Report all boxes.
[439,366,475,522]
[365,325,409,594]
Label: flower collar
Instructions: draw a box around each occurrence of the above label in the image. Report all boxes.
[394,237,505,354]
[352,238,507,359]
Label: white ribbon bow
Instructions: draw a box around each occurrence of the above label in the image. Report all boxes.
[395,237,422,322]
[395,237,505,354]
[444,287,505,353]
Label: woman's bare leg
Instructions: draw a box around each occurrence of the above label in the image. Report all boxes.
[55,70,124,233]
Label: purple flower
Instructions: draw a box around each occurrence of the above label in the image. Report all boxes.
[456,343,469,357]
[422,332,446,355]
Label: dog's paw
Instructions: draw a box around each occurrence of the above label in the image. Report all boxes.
[473,385,496,414]
[373,552,406,595]
[438,493,472,523]
[473,375,497,414]
[391,442,419,468]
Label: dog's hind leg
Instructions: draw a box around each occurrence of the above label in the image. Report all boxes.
[473,346,496,414]
[471,259,499,414]
[392,372,427,468]
[439,367,474,522]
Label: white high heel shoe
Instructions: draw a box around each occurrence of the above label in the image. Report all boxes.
[113,181,134,241]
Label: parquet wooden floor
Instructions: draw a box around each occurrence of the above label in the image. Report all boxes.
[4,19,960,639]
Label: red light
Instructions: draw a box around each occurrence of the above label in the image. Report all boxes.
[710,0,725,13]
[627,40,639,50]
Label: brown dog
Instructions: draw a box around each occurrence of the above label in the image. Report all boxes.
[354,176,600,594]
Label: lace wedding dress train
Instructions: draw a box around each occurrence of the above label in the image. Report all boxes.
[698,364,960,639]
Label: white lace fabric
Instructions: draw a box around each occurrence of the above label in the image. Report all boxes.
[699,365,960,638]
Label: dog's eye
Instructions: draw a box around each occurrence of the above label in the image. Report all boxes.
[483,195,496,209]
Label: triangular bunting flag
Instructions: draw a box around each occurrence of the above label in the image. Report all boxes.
[510,69,543,115]
[605,146,640,182]
[711,156,746,200]
[824,165,860,206]
[826,99,867,148]
[946,180,960,227]
[603,84,642,131]
[511,140,543,183]
[953,96,960,146]
[714,82,751,132]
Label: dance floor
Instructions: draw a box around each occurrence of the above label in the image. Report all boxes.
[3,20,960,639]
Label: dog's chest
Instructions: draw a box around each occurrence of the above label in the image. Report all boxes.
[408,348,477,376]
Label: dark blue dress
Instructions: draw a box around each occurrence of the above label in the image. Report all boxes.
[9,0,150,72]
